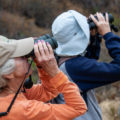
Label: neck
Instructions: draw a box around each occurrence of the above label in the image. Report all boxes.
[0,88,12,97]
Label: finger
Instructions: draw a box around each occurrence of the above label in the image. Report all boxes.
[96,13,103,21]
[38,40,45,56]
[34,43,41,59]
[41,40,49,56]
[47,42,54,55]
[90,14,99,26]
[98,13,105,21]
[105,13,109,22]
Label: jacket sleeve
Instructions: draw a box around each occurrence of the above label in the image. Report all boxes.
[104,32,120,60]
[21,72,87,120]
[24,68,59,102]
[66,32,120,92]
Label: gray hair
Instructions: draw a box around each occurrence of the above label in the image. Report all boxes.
[0,59,15,89]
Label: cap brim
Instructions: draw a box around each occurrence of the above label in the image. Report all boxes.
[11,37,34,58]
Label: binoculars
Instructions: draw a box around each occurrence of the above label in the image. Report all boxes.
[25,34,58,58]
[88,12,119,32]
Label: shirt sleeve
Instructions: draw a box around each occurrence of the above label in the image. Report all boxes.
[20,72,87,120]
[24,68,59,102]
[104,32,120,60]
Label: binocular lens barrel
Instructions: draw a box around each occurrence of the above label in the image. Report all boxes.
[35,36,58,49]
[25,34,58,58]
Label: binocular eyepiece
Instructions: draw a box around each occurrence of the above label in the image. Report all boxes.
[88,12,119,32]
[25,34,58,58]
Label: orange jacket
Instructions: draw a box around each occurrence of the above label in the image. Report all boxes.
[0,69,87,120]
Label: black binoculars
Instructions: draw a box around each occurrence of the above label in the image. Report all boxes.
[25,34,58,58]
[88,12,119,32]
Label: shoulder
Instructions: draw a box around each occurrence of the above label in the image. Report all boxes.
[65,56,96,69]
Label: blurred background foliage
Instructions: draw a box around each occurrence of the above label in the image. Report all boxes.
[0,0,120,119]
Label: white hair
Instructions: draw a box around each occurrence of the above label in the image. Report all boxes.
[0,59,15,89]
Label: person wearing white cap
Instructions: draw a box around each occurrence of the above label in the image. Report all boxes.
[51,10,120,120]
[0,36,87,120]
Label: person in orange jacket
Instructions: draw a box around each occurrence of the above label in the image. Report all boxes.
[0,36,87,120]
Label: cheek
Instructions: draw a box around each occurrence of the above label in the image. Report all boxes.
[14,67,25,77]
[14,63,28,78]
[22,62,29,74]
